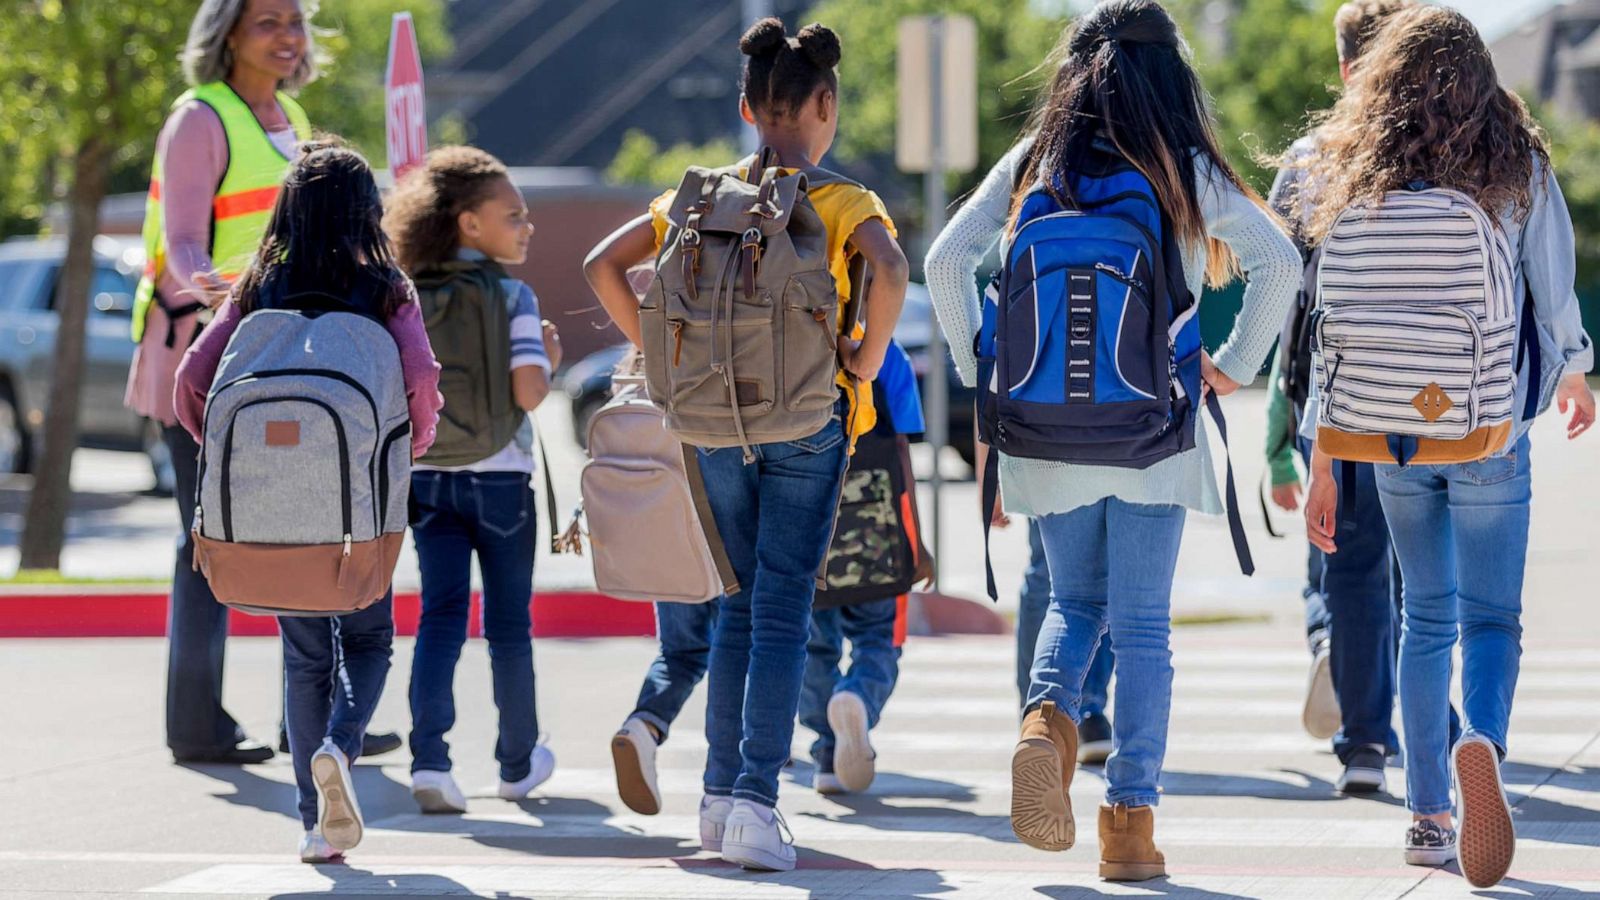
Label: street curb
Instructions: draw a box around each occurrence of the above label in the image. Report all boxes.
[0,589,1008,639]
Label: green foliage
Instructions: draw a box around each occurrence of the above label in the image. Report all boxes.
[298,0,458,165]
[1172,0,1344,193]
[0,0,191,233]
[1542,112,1600,296]
[604,129,741,190]
[806,0,1067,197]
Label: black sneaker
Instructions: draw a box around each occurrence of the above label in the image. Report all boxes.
[1076,712,1113,765]
[361,730,403,758]
[1404,819,1458,867]
[1336,745,1387,794]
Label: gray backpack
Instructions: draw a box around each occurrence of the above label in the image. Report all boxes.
[640,149,856,459]
[192,302,412,615]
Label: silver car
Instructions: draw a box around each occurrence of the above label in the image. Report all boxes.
[0,236,174,494]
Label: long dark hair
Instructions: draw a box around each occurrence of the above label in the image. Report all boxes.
[1011,0,1264,286]
[234,140,410,316]
[1300,5,1548,243]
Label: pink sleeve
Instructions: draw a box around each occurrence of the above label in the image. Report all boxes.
[172,299,244,441]
[158,102,230,303]
[385,293,443,458]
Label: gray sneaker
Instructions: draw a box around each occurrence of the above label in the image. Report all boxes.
[1336,745,1388,794]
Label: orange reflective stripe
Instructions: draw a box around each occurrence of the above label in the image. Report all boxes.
[148,180,161,202]
[213,186,280,220]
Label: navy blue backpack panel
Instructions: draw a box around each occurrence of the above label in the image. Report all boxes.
[975,149,1251,599]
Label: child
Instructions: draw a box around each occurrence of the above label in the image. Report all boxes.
[925,0,1300,881]
[382,146,563,814]
[1299,7,1594,885]
[585,18,908,871]
[801,339,925,796]
[173,142,443,863]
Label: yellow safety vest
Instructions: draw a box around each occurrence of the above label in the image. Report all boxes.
[131,82,312,343]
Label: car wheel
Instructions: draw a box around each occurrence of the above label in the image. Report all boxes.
[0,382,30,475]
[143,419,175,496]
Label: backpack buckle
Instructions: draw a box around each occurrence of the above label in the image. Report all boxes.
[740,227,762,249]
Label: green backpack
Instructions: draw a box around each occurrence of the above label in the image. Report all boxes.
[413,259,524,467]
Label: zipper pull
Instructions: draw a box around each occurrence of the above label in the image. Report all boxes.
[343,533,352,557]
[337,534,352,589]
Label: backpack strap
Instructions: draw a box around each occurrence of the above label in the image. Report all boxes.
[1516,284,1541,421]
[981,443,1001,601]
[681,444,741,595]
[1203,390,1256,577]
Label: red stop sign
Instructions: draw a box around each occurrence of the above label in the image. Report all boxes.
[385,12,427,181]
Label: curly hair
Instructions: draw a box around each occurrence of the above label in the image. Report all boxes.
[1300,5,1548,244]
[1333,0,1413,63]
[382,146,511,274]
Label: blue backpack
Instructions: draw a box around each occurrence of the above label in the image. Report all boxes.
[975,146,1252,598]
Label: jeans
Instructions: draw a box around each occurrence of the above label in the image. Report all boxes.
[1295,439,1399,762]
[408,470,540,782]
[279,595,394,829]
[630,599,718,741]
[1028,499,1186,808]
[697,413,849,807]
[1378,435,1531,815]
[1018,519,1114,715]
[163,424,243,756]
[799,597,902,771]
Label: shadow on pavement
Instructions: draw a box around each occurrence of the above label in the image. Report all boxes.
[1473,876,1600,897]
[677,852,954,897]
[178,760,419,826]
[786,759,979,803]
[1037,881,1255,899]
[800,794,1011,843]
[269,864,473,898]
[1158,768,1405,805]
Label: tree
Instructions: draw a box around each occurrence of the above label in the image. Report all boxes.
[0,1,192,571]
[1541,111,1600,349]
[605,129,741,189]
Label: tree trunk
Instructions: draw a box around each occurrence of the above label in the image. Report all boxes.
[17,137,112,571]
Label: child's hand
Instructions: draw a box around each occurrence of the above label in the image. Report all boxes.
[839,339,885,382]
[1556,372,1594,440]
[1200,351,1241,399]
[542,320,563,370]
[1270,480,1302,512]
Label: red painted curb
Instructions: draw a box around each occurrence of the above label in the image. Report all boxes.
[0,590,658,639]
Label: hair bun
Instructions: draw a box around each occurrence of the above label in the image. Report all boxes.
[796,23,841,69]
[740,17,788,56]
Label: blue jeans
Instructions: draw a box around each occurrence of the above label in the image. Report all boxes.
[630,599,718,741]
[1018,519,1113,715]
[1028,499,1185,808]
[696,414,849,807]
[408,470,540,782]
[1296,439,1399,762]
[799,597,902,771]
[279,595,394,829]
[1378,435,1531,815]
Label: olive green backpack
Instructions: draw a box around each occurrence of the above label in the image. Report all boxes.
[413,259,524,467]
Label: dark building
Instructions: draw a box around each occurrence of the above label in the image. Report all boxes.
[1491,0,1600,122]
[431,0,811,169]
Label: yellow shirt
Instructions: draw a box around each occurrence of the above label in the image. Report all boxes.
[648,172,896,441]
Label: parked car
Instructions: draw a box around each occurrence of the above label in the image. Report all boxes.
[0,236,175,494]
[562,282,977,467]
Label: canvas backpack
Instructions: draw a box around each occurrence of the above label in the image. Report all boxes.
[815,386,931,610]
[577,373,723,603]
[1311,185,1536,465]
[192,287,411,615]
[974,144,1253,598]
[640,147,856,460]
[412,259,524,467]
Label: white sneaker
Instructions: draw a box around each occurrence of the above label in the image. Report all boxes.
[298,830,341,864]
[720,798,796,871]
[827,691,876,793]
[412,769,468,814]
[498,741,556,800]
[611,717,661,815]
[698,794,735,853]
[310,739,363,852]
[814,770,845,795]
[1302,643,1340,740]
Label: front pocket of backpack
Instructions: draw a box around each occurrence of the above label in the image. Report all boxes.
[221,398,350,544]
[824,468,905,590]
[781,269,841,413]
[665,286,776,415]
[1317,304,1481,438]
[1103,269,1157,402]
[582,460,716,601]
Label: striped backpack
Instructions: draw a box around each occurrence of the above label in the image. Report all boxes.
[1312,186,1535,465]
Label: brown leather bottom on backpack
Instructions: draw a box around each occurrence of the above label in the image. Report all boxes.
[194,531,404,616]
[1316,422,1511,465]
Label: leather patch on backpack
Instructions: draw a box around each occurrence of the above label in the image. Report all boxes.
[265,421,300,447]
[735,379,764,406]
[1412,383,1454,423]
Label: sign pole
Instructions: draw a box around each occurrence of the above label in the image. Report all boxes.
[924,17,949,586]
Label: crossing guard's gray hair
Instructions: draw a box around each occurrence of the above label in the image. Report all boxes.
[182,0,326,91]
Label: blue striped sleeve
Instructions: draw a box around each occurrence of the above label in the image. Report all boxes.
[503,279,551,373]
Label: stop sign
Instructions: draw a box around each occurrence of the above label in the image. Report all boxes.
[385,12,427,180]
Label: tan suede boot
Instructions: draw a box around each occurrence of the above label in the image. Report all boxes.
[1098,803,1166,881]
[1010,700,1078,850]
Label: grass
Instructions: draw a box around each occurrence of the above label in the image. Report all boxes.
[2,570,168,587]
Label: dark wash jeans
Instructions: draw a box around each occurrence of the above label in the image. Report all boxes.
[408,470,540,782]
[630,598,719,741]
[279,594,394,829]
[799,596,902,771]
[696,413,849,807]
